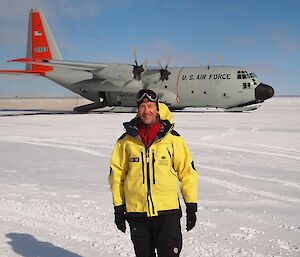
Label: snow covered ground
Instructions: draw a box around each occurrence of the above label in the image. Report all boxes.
[0,97,299,257]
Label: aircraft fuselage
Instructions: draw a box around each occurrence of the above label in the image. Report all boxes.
[46,65,273,110]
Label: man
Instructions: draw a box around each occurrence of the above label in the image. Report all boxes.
[109,89,198,257]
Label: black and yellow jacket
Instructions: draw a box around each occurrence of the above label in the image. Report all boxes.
[109,104,198,217]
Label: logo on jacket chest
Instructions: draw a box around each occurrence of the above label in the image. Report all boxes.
[129,157,140,162]
[158,156,169,165]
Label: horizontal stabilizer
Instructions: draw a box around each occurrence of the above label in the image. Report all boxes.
[0,70,45,75]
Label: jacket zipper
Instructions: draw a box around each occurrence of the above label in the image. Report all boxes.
[146,148,155,215]
[167,147,172,158]
[140,150,145,184]
[167,147,175,170]
[152,149,155,184]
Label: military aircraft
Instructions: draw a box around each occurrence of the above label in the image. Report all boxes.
[0,9,274,112]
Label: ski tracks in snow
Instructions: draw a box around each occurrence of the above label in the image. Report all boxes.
[200,174,300,205]
[200,143,300,162]
[0,136,112,158]
[200,165,300,189]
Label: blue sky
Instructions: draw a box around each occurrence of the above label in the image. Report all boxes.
[0,0,299,96]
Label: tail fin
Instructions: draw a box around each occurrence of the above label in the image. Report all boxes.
[0,8,62,75]
[26,8,62,71]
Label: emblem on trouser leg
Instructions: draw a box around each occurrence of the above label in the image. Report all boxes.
[173,247,179,254]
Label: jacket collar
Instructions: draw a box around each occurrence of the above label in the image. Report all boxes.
[123,117,174,144]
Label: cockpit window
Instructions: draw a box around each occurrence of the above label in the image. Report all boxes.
[237,70,255,79]
[243,82,251,89]
[237,70,242,79]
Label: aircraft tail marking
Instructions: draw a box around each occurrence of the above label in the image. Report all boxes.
[0,8,62,76]
[26,8,62,72]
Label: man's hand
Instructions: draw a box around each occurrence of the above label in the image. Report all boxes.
[114,205,126,233]
[186,203,197,231]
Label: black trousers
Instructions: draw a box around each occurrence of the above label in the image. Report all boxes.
[127,214,182,257]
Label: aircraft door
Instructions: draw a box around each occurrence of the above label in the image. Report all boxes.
[98,91,107,105]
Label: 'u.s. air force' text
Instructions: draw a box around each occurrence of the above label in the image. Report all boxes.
[182,74,231,80]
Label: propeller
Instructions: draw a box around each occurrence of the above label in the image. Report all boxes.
[157,56,171,81]
[132,47,145,81]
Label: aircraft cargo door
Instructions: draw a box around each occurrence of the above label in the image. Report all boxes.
[98,91,107,105]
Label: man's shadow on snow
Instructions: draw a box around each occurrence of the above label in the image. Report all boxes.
[6,233,82,257]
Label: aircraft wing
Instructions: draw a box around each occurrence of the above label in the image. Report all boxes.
[140,68,162,84]
[2,57,164,86]
[8,58,107,71]
[143,69,161,75]
[2,57,143,89]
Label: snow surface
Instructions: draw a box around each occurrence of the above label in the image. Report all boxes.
[0,97,299,257]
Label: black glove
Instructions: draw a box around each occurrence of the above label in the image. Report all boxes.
[186,203,197,231]
[114,205,126,233]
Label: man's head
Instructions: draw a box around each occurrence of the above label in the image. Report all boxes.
[136,89,159,125]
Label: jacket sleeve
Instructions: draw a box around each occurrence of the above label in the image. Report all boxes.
[108,139,128,207]
[172,135,198,204]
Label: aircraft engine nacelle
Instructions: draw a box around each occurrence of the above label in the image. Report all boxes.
[93,64,133,82]
[141,71,161,84]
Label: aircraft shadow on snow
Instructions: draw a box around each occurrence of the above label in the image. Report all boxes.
[0,109,105,117]
[6,233,82,257]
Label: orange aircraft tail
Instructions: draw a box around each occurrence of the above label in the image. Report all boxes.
[0,9,62,75]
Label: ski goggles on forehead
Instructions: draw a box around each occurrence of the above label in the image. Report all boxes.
[136,90,158,102]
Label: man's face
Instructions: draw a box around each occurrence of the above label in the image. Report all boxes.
[138,99,158,125]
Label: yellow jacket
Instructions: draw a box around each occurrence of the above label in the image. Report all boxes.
[109,106,198,217]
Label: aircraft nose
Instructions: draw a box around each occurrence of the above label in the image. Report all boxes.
[255,83,274,101]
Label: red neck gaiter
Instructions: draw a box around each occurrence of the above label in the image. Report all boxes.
[138,120,161,148]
